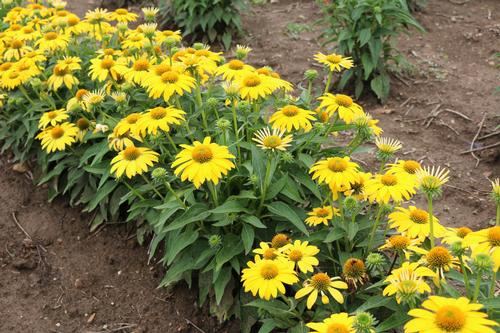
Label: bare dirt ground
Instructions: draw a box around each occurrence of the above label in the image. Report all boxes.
[1,0,499,332]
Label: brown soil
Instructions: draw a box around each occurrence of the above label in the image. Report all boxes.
[1,0,499,332]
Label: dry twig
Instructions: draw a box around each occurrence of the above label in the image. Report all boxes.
[185,318,207,333]
[478,130,500,141]
[467,113,486,167]
[460,141,500,154]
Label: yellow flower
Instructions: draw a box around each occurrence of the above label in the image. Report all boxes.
[310,156,360,190]
[241,255,298,300]
[271,233,291,249]
[387,160,422,182]
[405,296,498,333]
[75,117,93,142]
[172,137,236,189]
[47,63,79,90]
[414,246,460,282]
[255,67,293,92]
[415,165,449,194]
[337,171,372,200]
[269,105,316,132]
[282,240,319,273]
[56,56,82,71]
[253,242,283,260]
[305,206,339,226]
[114,113,142,136]
[89,56,126,82]
[464,226,500,271]
[81,89,106,111]
[155,29,182,44]
[109,8,138,22]
[108,130,140,152]
[122,31,147,49]
[118,57,153,85]
[342,258,369,289]
[3,38,31,61]
[252,127,293,152]
[307,313,355,333]
[85,8,110,24]
[216,59,255,81]
[135,106,185,137]
[379,234,421,259]
[375,137,402,154]
[36,122,78,153]
[35,31,69,52]
[364,172,415,204]
[314,52,354,72]
[388,206,447,241]
[142,67,196,102]
[110,145,159,178]
[39,109,69,129]
[296,272,347,309]
[441,226,473,247]
[318,93,364,124]
[236,72,275,101]
[490,178,500,204]
[383,262,435,304]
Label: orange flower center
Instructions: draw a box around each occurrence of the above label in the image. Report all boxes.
[67,16,79,26]
[22,27,34,33]
[381,173,397,186]
[262,135,281,148]
[100,58,115,69]
[311,272,330,291]
[316,208,330,218]
[154,64,171,76]
[435,305,466,332]
[409,209,428,224]
[327,323,349,333]
[271,234,290,248]
[260,263,279,280]
[263,248,277,260]
[281,105,300,117]
[326,54,342,64]
[76,89,89,100]
[103,48,115,56]
[11,39,23,49]
[288,249,303,262]
[456,227,472,238]
[403,160,421,174]
[50,126,64,139]
[335,94,353,107]
[8,72,19,79]
[123,146,141,161]
[44,32,58,40]
[488,226,500,246]
[10,24,21,31]
[115,8,129,15]
[328,158,348,172]
[243,74,261,87]
[389,235,410,250]
[228,59,245,70]
[161,71,179,83]
[0,62,13,71]
[149,107,166,120]
[54,65,68,76]
[427,246,452,268]
[47,111,58,119]
[257,68,271,76]
[133,59,150,71]
[343,258,365,277]
[76,118,90,130]
[125,114,140,124]
[191,145,213,163]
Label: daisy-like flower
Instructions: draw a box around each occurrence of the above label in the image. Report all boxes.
[255,67,293,92]
[442,226,473,247]
[171,137,236,189]
[35,31,69,52]
[252,127,293,152]
[375,137,402,156]
[314,52,354,72]
[110,145,159,178]
[143,67,196,102]
[269,105,316,132]
[114,113,142,136]
[307,313,355,333]
[236,72,275,101]
[135,106,185,137]
[338,171,372,200]
[3,38,31,61]
[47,63,79,90]
[108,130,140,151]
[414,246,460,283]
[122,31,147,50]
[81,89,106,111]
[271,233,291,249]
[310,156,360,191]
[75,117,93,142]
[155,29,182,44]
[109,8,138,22]
[36,122,78,153]
[253,242,283,260]
[142,7,160,21]
[318,93,364,124]
[379,234,421,259]
[364,171,415,204]
[235,45,252,59]
[216,59,254,81]
[85,8,110,25]
[295,272,347,309]
[38,109,69,129]
[241,255,298,300]
[118,57,153,85]
[282,240,319,273]
[353,112,383,137]
[383,262,435,304]
[110,91,127,103]
[489,178,500,205]
[89,56,126,82]
[388,206,448,241]
[305,206,339,226]
[415,165,449,198]
[405,296,498,333]
[342,258,369,289]
[464,226,500,272]
[387,159,422,182]
[56,56,82,71]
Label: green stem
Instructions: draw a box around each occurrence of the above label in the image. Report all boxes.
[427,194,435,248]
[366,206,383,254]
[306,80,313,107]
[207,182,219,207]
[472,270,482,302]
[140,174,165,200]
[257,155,273,215]
[489,270,497,299]
[165,132,177,152]
[496,204,499,226]
[324,71,333,94]
[19,86,36,106]
[123,180,145,201]
[163,181,186,209]
[459,255,470,298]
[231,100,241,161]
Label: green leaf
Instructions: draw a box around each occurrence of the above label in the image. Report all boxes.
[370,74,390,103]
[215,235,243,271]
[324,228,344,242]
[214,266,232,304]
[376,312,409,332]
[165,229,199,265]
[267,202,308,236]
[241,215,267,229]
[241,224,255,254]
[245,299,291,316]
[84,180,117,212]
[164,204,211,232]
[210,200,248,214]
[358,28,371,46]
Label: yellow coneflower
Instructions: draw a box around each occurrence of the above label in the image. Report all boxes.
[135,106,185,137]
[35,31,69,52]
[379,234,421,259]
[342,258,369,289]
[271,233,291,249]
[236,72,275,101]
[84,8,110,25]
[307,313,356,333]
[314,52,354,72]
[282,240,319,273]
[81,89,106,111]
[67,88,89,111]
[310,156,360,191]
[36,122,78,153]
[305,206,339,226]
[155,29,182,44]
[142,67,196,102]
[47,63,79,90]
[241,255,298,300]
[109,8,138,23]
[253,242,283,260]
[364,171,415,204]
[375,137,402,156]
[318,93,364,124]
[142,7,160,21]
[89,56,126,82]
[415,166,449,196]
[39,109,69,129]
[75,117,93,142]
[295,272,347,309]
[269,105,316,132]
[388,206,447,241]
[465,226,500,272]
[216,59,255,81]
[383,262,435,304]
[110,145,159,178]
[414,246,460,283]
[252,127,293,152]
[3,38,31,61]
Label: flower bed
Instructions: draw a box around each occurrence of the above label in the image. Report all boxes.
[0,2,498,332]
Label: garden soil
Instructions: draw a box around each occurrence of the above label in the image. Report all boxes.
[1,0,499,332]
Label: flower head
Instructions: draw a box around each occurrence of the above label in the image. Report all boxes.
[110,145,159,178]
[307,313,356,333]
[253,127,293,152]
[314,52,354,72]
[282,240,319,273]
[295,272,347,309]
[383,262,435,304]
[305,205,339,226]
[269,105,316,132]
[416,166,449,198]
[342,258,369,289]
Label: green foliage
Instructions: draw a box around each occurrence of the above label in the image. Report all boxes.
[318,0,424,102]
[285,22,312,40]
[159,0,245,49]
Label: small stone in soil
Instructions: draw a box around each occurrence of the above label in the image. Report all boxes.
[11,258,36,270]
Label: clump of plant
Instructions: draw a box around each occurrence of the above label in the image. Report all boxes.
[1,2,499,333]
[318,0,424,102]
[158,0,245,49]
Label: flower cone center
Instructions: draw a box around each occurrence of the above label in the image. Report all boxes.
[488,226,500,246]
[282,106,299,117]
[311,273,330,291]
[192,145,213,163]
[262,136,282,148]
[76,89,89,100]
[326,54,342,64]
[263,248,277,260]
[427,246,452,268]
[45,32,58,40]
[410,209,428,224]
[101,58,115,69]
[288,249,303,262]
[161,71,179,83]
[389,235,410,250]
[133,59,150,71]
[456,227,472,238]
[228,59,244,70]
[435,305,466,332]
[328,158,348,172]
[150,107,167,120]
[381,173,397,186]
[403,160,421,174]
[50,127,64,139]
[123,146,141,161]
[260,263,279,280]
[316,208,330,218]
[327,323,349,333]
[243,75,261,87]
[126,114,140,124]
[335,94,353,107]
[271,234,289,248]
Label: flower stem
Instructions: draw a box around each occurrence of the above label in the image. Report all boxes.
[459,255,470,298]
[496,204,499,226]
[366,206,383,254]
[231,100,241,162]
[324,71,333,94]
[207,182,219,207]
[165,132,177,152]
[472,270,482,302]
[489,269,497,298]
[163,181,186,209]
[141,174,165,200]
[123,180,145,201]
[427,194,435,248]
[257,155,273,215]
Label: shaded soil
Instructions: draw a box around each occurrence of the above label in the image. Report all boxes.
[1,0,499,332]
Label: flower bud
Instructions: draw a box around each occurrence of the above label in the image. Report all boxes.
[192,42,205,50]
[151,167,168,183]
[215,118,231,132]
[208,234,222,248]
[304,69,318,81]
[471,253,493,272]
[354,312,377,333]
[365,253,385,273]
